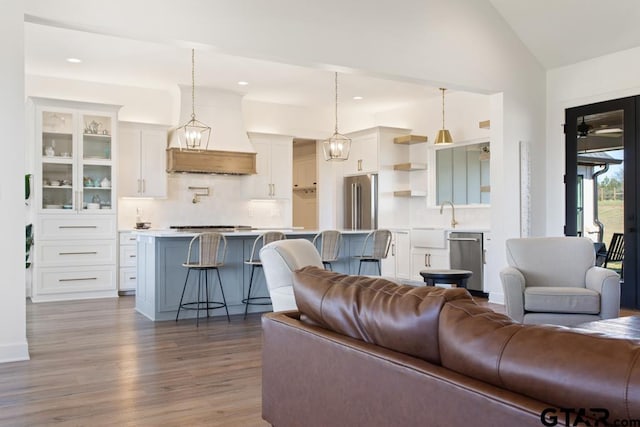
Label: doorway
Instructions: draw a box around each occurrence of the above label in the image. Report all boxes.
[292,139,318,229]
[565,96,639,309]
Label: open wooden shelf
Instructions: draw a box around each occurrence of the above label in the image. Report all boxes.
[393,162,427,171]
[393,135,428,145]
[393,190,427,197]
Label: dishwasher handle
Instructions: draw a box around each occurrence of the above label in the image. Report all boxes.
[447,237,480,242]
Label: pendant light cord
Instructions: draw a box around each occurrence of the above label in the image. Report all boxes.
[334,72,339,134]
[440,88,446,129]
[191,48,196,120]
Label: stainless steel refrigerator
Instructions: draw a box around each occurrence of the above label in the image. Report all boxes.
[344,174,378,230]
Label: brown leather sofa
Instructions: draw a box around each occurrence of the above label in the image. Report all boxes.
[262,266,640,427]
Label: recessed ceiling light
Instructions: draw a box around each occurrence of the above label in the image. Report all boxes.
[353,96,363,100]
[66,58,82,64]
[237,81,249,86]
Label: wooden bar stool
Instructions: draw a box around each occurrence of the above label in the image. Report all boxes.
[243,231,286,318]
[176,232,230,326]
[312,230,342,270]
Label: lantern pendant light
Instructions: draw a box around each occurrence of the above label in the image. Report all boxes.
[434,88,453,145]
[322,72,351,161]
[177,48,211,151]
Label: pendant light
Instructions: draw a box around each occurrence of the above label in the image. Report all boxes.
[322,72,351,161]
[176,48,211,151]
[434,88,453,145]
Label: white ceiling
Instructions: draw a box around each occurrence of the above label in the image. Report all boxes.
[489,0,640,69]
[24,2,640,112]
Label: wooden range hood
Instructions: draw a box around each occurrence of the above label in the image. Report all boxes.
[166,147,256,175]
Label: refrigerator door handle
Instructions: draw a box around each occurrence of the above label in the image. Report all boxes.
[351,183,357,229]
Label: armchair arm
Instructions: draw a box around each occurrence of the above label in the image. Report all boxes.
[499,266,526,323]
[585,266,620,319]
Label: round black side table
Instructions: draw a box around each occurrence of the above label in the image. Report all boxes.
[419,269,473,289]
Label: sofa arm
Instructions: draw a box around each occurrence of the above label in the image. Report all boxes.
[499,267,525,323]
[585,266,620,319]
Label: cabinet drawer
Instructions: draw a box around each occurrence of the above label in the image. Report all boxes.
[36,266,116,295]
[119,231,137,245]
[119,267,137,292]
[119,245,137,267]
[39,216,116,240]
[37,240,116,267]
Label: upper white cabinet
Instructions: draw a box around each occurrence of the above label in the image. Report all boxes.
[32,97,120,214]
[342,130,379,176]
[118,121,169,198]
[248,133,293,199]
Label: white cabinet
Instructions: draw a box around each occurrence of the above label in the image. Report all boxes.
[343,130,379,176]
[29,97,120,302]
[118,231,137,294]
[410,228,450,280]
[381,229,411,280]
[118,122,169,198]
[248,133,293,199]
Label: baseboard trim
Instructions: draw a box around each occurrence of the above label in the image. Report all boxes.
[0,341,30,363]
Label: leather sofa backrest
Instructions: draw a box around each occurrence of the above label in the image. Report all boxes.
[292,266,472,364]
[505,236,595,288]
[439,300,640,420]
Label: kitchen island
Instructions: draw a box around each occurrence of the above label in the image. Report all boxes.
[134,229,373,321]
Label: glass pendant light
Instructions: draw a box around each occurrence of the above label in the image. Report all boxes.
[434,88,453,145]
[176,49,211,151]
[322,72,351,161]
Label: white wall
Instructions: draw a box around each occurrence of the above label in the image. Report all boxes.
[0,3,29,362]
[546,46,640,235]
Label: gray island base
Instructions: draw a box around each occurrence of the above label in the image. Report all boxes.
[134,230,373,321]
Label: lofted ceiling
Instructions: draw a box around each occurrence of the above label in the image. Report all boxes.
[24,2,640,115]
[489,0,640,69]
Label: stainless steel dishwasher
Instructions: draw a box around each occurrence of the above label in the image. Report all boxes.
[448,232,484,292]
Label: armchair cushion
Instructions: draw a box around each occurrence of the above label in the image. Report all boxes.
[524,287,600,314]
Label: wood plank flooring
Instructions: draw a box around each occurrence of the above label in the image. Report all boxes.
[0,295,637,426]
[0,296,269,426]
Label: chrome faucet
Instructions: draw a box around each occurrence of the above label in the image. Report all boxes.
[440,200,458,228]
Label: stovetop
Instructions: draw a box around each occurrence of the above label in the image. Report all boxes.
[170,225,253,232]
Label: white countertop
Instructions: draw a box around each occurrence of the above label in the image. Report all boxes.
[130,228,375,238]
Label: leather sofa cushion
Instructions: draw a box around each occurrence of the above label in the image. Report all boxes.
[292,266,472,364]
[439,300,640,420]
[524,286,600,314]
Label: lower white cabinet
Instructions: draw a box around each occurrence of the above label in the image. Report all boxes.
[32,214,117,302]
[381,229,411,280]
[118,231,137,294]
[410,228,450,281]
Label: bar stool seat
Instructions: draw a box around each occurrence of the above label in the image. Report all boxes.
[420,269,473,288]
[243,231,286,318]
[176,232,230,326]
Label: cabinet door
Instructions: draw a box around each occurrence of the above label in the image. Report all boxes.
[140,129,167,197]
[251,141,272,198]
[118,127,142,197]
[343,133,378,175]
[395,230,411,279]
[79,112,115,212]
[411,248,451,280]
[270,141,292,198]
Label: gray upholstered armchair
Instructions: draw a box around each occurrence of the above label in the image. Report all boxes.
[500,236,620,327]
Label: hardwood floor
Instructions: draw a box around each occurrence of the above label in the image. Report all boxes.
[0,297,269,426]
[1,295,638,426]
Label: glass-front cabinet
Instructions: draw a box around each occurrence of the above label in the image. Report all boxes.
[36,100,119,213]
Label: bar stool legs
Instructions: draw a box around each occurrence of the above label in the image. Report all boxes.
[176,267,230,326]
[243,264,272,319]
